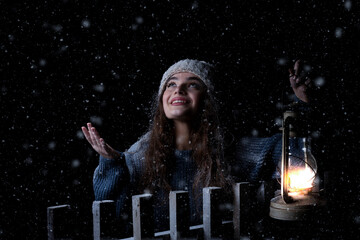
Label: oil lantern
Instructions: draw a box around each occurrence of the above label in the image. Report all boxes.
[269,110,326,221]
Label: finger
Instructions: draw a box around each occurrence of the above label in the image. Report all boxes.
[294,60,302,76]
[89,127,100,147]
[92,127,102,147]
[99,138,106,147]
[99,138,109,155]
[81,126,93,145]
[87,123,94,139]
[289,69,297,88]
[295,75,311,86]
[87,123,94,137]
[288,68,295,77]
[288,68,297,83]
[289,77,296,88]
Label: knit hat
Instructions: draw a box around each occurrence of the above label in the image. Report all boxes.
[158,59,215,97]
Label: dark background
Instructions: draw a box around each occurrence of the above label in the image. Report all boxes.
[1,0,359,239]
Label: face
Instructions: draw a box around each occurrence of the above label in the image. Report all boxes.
[162,72,205,122]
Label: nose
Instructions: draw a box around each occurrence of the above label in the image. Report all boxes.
[174,84,186,95]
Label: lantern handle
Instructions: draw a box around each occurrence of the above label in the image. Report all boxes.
[281,112,295,203]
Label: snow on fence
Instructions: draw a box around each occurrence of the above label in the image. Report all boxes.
[47,182,273,240]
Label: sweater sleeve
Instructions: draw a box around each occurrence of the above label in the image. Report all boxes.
[233,134,282,182]
[93,152,130,201]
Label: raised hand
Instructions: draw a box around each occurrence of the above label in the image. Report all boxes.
[289,60,313,103]
[81,123,120,159]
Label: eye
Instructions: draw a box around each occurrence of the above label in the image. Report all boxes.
[167,82,176,88]
[188,82,201,89]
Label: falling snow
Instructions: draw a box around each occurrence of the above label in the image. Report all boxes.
[2,0,359,239]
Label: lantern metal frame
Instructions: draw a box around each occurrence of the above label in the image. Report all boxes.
[269,110,326,221]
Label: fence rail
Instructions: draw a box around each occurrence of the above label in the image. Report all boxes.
[47,182,272,240]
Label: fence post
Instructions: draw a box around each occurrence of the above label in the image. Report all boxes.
[132,193,154,240]
[233,182,250,240]
[169,191,190,240]
[92,200,116,240]
[47,204,71,240]
[203,187,222,240]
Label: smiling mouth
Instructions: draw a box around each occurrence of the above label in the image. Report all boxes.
[172,100,186,103]
[171,99,188,105]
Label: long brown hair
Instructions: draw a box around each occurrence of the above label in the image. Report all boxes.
[142,83,228,193]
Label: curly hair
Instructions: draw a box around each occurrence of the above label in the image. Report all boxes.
[141,84,228,194]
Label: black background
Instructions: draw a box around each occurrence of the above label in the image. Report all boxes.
[1,0,360,239]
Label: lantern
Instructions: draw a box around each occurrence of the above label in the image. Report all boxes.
[269,110,326,221]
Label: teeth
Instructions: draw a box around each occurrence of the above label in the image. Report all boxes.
[172,100,186,104]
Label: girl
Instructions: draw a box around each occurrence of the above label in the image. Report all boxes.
[82,59,229,233]
[81,59,312,234]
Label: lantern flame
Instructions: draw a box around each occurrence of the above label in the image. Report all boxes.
[288,167,315,196]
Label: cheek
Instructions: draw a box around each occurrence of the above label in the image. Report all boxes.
[162,92,169,106]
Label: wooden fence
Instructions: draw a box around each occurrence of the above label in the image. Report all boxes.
[47,182,275,240]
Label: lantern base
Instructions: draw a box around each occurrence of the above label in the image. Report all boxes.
[269,193,326,221]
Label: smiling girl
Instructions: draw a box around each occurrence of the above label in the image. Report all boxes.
[81,58,313,235]
[82,59,228,233]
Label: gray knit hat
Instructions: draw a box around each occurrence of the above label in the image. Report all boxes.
[158,59,214,97]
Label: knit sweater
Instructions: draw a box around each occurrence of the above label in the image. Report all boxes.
[93,133,202,233]
[93,131,312,234]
